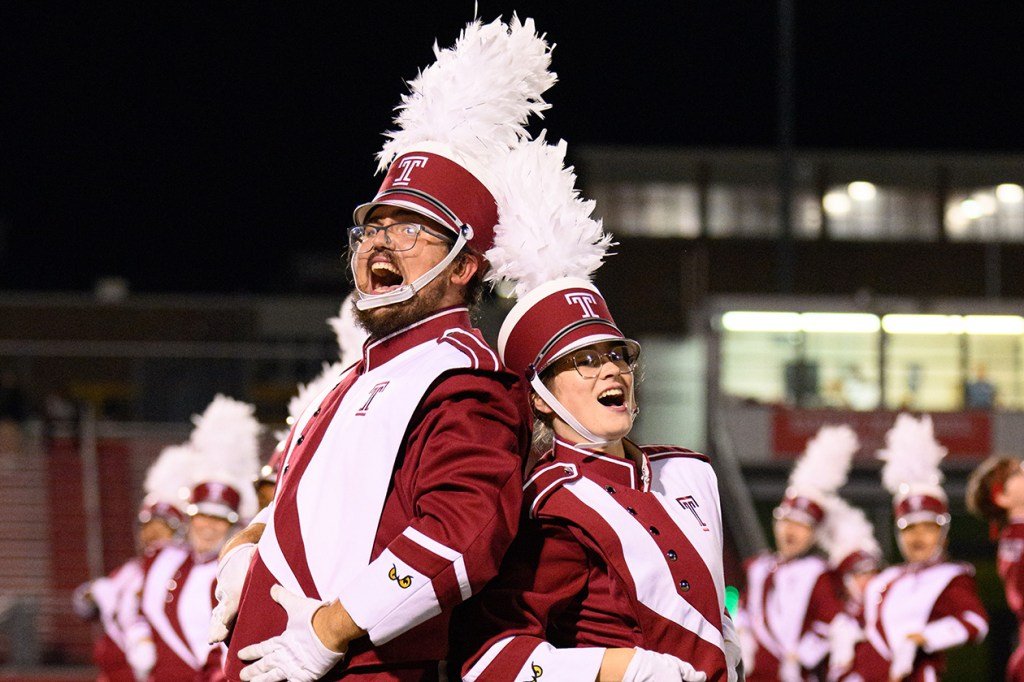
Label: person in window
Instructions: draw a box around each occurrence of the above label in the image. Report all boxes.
[964,363,997,410]
[966,455,1024,681]
[453,278,740,682]
[841,415,988,681]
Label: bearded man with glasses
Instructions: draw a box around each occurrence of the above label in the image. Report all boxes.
[210,17,554,682]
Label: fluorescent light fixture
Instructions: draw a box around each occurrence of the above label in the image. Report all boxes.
[964,315,1024,335]
[847,181,877,201]
[882,314,965,335]
[996,183,1024,203]
[823,191,852,216]
[722,311,879,334]
[800,313,880,333]
[722,311,801,333]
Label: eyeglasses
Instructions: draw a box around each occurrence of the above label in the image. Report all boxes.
[558,341,641,379]
[348,222,452,254]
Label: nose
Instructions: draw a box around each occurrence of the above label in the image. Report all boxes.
[599,358,625,380]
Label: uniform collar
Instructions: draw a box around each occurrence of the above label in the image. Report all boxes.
[550,437,651,491]
[362,306,472,371]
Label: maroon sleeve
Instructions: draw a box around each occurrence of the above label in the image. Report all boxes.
[451,521,593,678]
[336,370,532,645]
[922,573,989,651]
[805,570,844,632]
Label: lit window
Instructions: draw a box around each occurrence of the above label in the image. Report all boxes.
[945,184,1024,241]
[707,185,820,238]
[592,182,700,237]
[823,182,936,240]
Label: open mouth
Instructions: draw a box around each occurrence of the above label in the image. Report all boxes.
[597,387,626,408]
[368,258,405,293]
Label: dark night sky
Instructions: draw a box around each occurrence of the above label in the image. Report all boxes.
[1,3,1022,294]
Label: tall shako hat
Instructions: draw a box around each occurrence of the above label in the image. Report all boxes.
[819,496,882,576]
[486,133,615,446]
[775,424,859,529]
[879,413,950,529]
[352,16,557,311]
[263,293,370,484]
[186,395,261,525]
[139,444,192,531]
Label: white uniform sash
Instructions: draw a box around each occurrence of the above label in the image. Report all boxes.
[259,339,472,600]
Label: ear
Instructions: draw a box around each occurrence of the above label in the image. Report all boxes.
[449,252,480,286]
[531,391,554,416]
[994,489,1012,510]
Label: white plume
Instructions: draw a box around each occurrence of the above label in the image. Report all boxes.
[788,424,860,496]
[187,395,262,521]
[377,15,556,174]
[287,362,344,427]
[485,133,613,296]
[327,293,368,367]
[819,496,881,567]
[878,413,947,495]
[143,444,193,510]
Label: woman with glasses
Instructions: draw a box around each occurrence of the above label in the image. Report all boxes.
[967,456,1024,681]
[453,278,739,682]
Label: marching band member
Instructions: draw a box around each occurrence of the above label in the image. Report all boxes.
[818,496,882,680]
[844,414,988,681]
[75,445,189,681]
[215,17,550,681]
[137,396,260,681]
[452,131,739,681]
[739,425,856,681]
[966,455,1024,680]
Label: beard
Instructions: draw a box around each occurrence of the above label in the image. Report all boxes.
[353,262,453,339]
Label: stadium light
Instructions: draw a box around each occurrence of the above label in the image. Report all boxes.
[996,183,1024,203]
[823,191,852,216]
[961,199,983,219]
[847,181,877,201]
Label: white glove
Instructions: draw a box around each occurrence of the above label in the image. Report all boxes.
[779,656,802,682]
[738,628,757,675]
[622,648,707,682]
[828,614,862,677]
[888,638,918,681]
[124,623,156,682]
[209,542,256,643]
[237,584,345,682]
[723,636,742,682]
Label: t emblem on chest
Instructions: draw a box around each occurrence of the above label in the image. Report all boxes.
[356,381,390,416]
[677,495,710,531]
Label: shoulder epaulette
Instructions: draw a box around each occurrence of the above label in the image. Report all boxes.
[523,460,580,519]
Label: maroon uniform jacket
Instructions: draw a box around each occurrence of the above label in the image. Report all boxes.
[139,542,223,681]
[998,521,1024,681]
[453,438,734,681]
[88,557,143,682]
[842,560,988,681]
[740,552,844,681]
[225,308,531,681]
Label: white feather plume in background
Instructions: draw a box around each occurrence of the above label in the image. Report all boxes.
[819,496,881,567]
[486,133,613,296]
[377,15,556,175]
[327,293,368,368]
[142,444,194,510]
[788,423,860,496]
[187,394,262,520]
[878,413,947,495]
